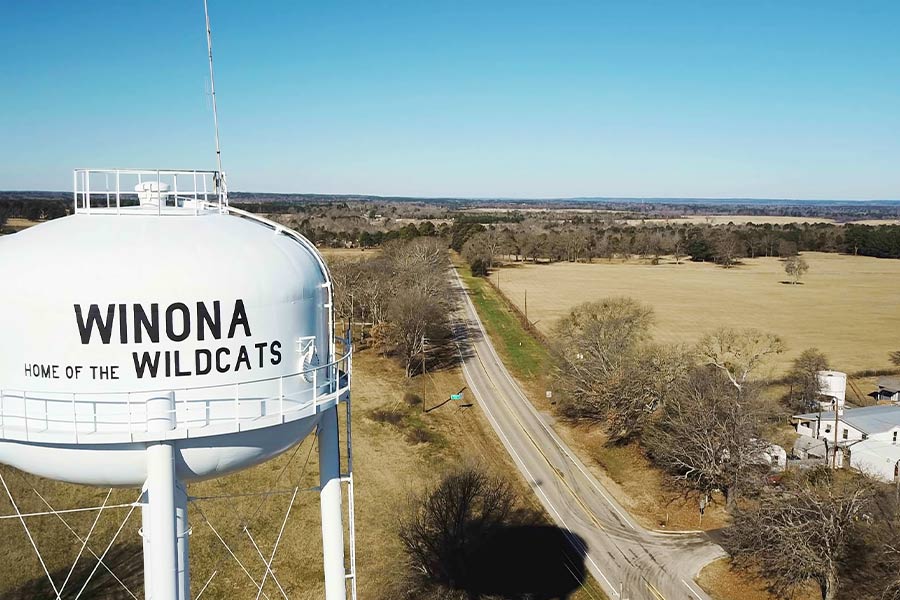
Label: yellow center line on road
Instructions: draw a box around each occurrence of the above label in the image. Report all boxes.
[645,580,667,600]
[468,334,609,534]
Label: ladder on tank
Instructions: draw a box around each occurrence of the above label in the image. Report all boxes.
[341,391,358,600]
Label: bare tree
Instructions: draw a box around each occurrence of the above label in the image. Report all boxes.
[553,297,654,376]
[644,369,767,507]
[787,348,829,411]
[891,350,900,367]
[330,258,364,334]
[672,236,687,264]
[726,468,877,600]
[713,230,742,268]
[551,298,688,440]
[398,468,517,595]
[784,255,809,284]
[388,290,449,377]
[778,239,799,257]
[696,327,784,394]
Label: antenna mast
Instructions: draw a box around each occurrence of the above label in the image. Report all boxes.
[204,0,224,177]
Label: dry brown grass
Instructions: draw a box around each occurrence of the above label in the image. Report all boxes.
[497,252,900,375]
[697,558,818,600]
[624,215,839,226]
[316,247,379,259]
[3,217,39,231]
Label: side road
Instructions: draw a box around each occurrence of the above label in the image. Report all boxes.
[451,267,727,600]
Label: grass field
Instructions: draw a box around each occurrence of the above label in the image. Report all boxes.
[494,252,900,376]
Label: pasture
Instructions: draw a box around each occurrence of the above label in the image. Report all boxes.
[495,252,900,375]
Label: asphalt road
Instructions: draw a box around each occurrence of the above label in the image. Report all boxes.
[451,268,727,600]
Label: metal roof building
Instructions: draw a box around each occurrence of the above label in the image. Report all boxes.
[793,404,900,438]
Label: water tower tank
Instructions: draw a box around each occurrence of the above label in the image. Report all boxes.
[817,370,847,409]
[0,169,354,600]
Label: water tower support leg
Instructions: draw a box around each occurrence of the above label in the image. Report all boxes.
[142,392,184,600]
[145,441,179,600]
[175,481,190,599]
[140,481,188,598]
[318,405,347,600]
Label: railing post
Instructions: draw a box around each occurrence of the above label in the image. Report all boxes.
[84,170,91,215]
[115,170,121,215]
[193,171,199,215]
[156,169,162,216]
[279,376,284,418]
[313,368,318,406]
[127,391,132,437]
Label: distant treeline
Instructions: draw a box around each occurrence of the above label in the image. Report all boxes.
[844,225,900,258]
[456,221,900,265]
[3,192,899,260]
[0,194,71,228]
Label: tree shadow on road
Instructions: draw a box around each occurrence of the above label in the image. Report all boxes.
[466,525,589,599]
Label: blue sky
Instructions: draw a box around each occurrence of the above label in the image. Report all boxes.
[2,1,899,199]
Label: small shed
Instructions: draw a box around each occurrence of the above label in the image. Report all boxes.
[876,376,900,403]
[793,437,827,461]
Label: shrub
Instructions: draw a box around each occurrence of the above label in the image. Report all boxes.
[470,258,489,277]
[369,408,404,425]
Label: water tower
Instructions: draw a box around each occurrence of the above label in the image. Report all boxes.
[817,370,847,412]
[0,169,356,599]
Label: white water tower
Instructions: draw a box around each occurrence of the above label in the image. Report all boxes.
[0,169,355,599]
[817,370,847,411]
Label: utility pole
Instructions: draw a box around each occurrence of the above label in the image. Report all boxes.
[524,289,528,325]
[421,335,427,413]
[832,398,840,469]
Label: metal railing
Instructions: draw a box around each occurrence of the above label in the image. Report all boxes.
[73,168,228,216]
[0,340,351,445]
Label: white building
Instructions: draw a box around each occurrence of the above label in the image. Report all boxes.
[793,404,900,444]
[793,404,900,480]
[849,440,900,482]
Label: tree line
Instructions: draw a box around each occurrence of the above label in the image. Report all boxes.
[457,221,900,271]
[329,237,453,377]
